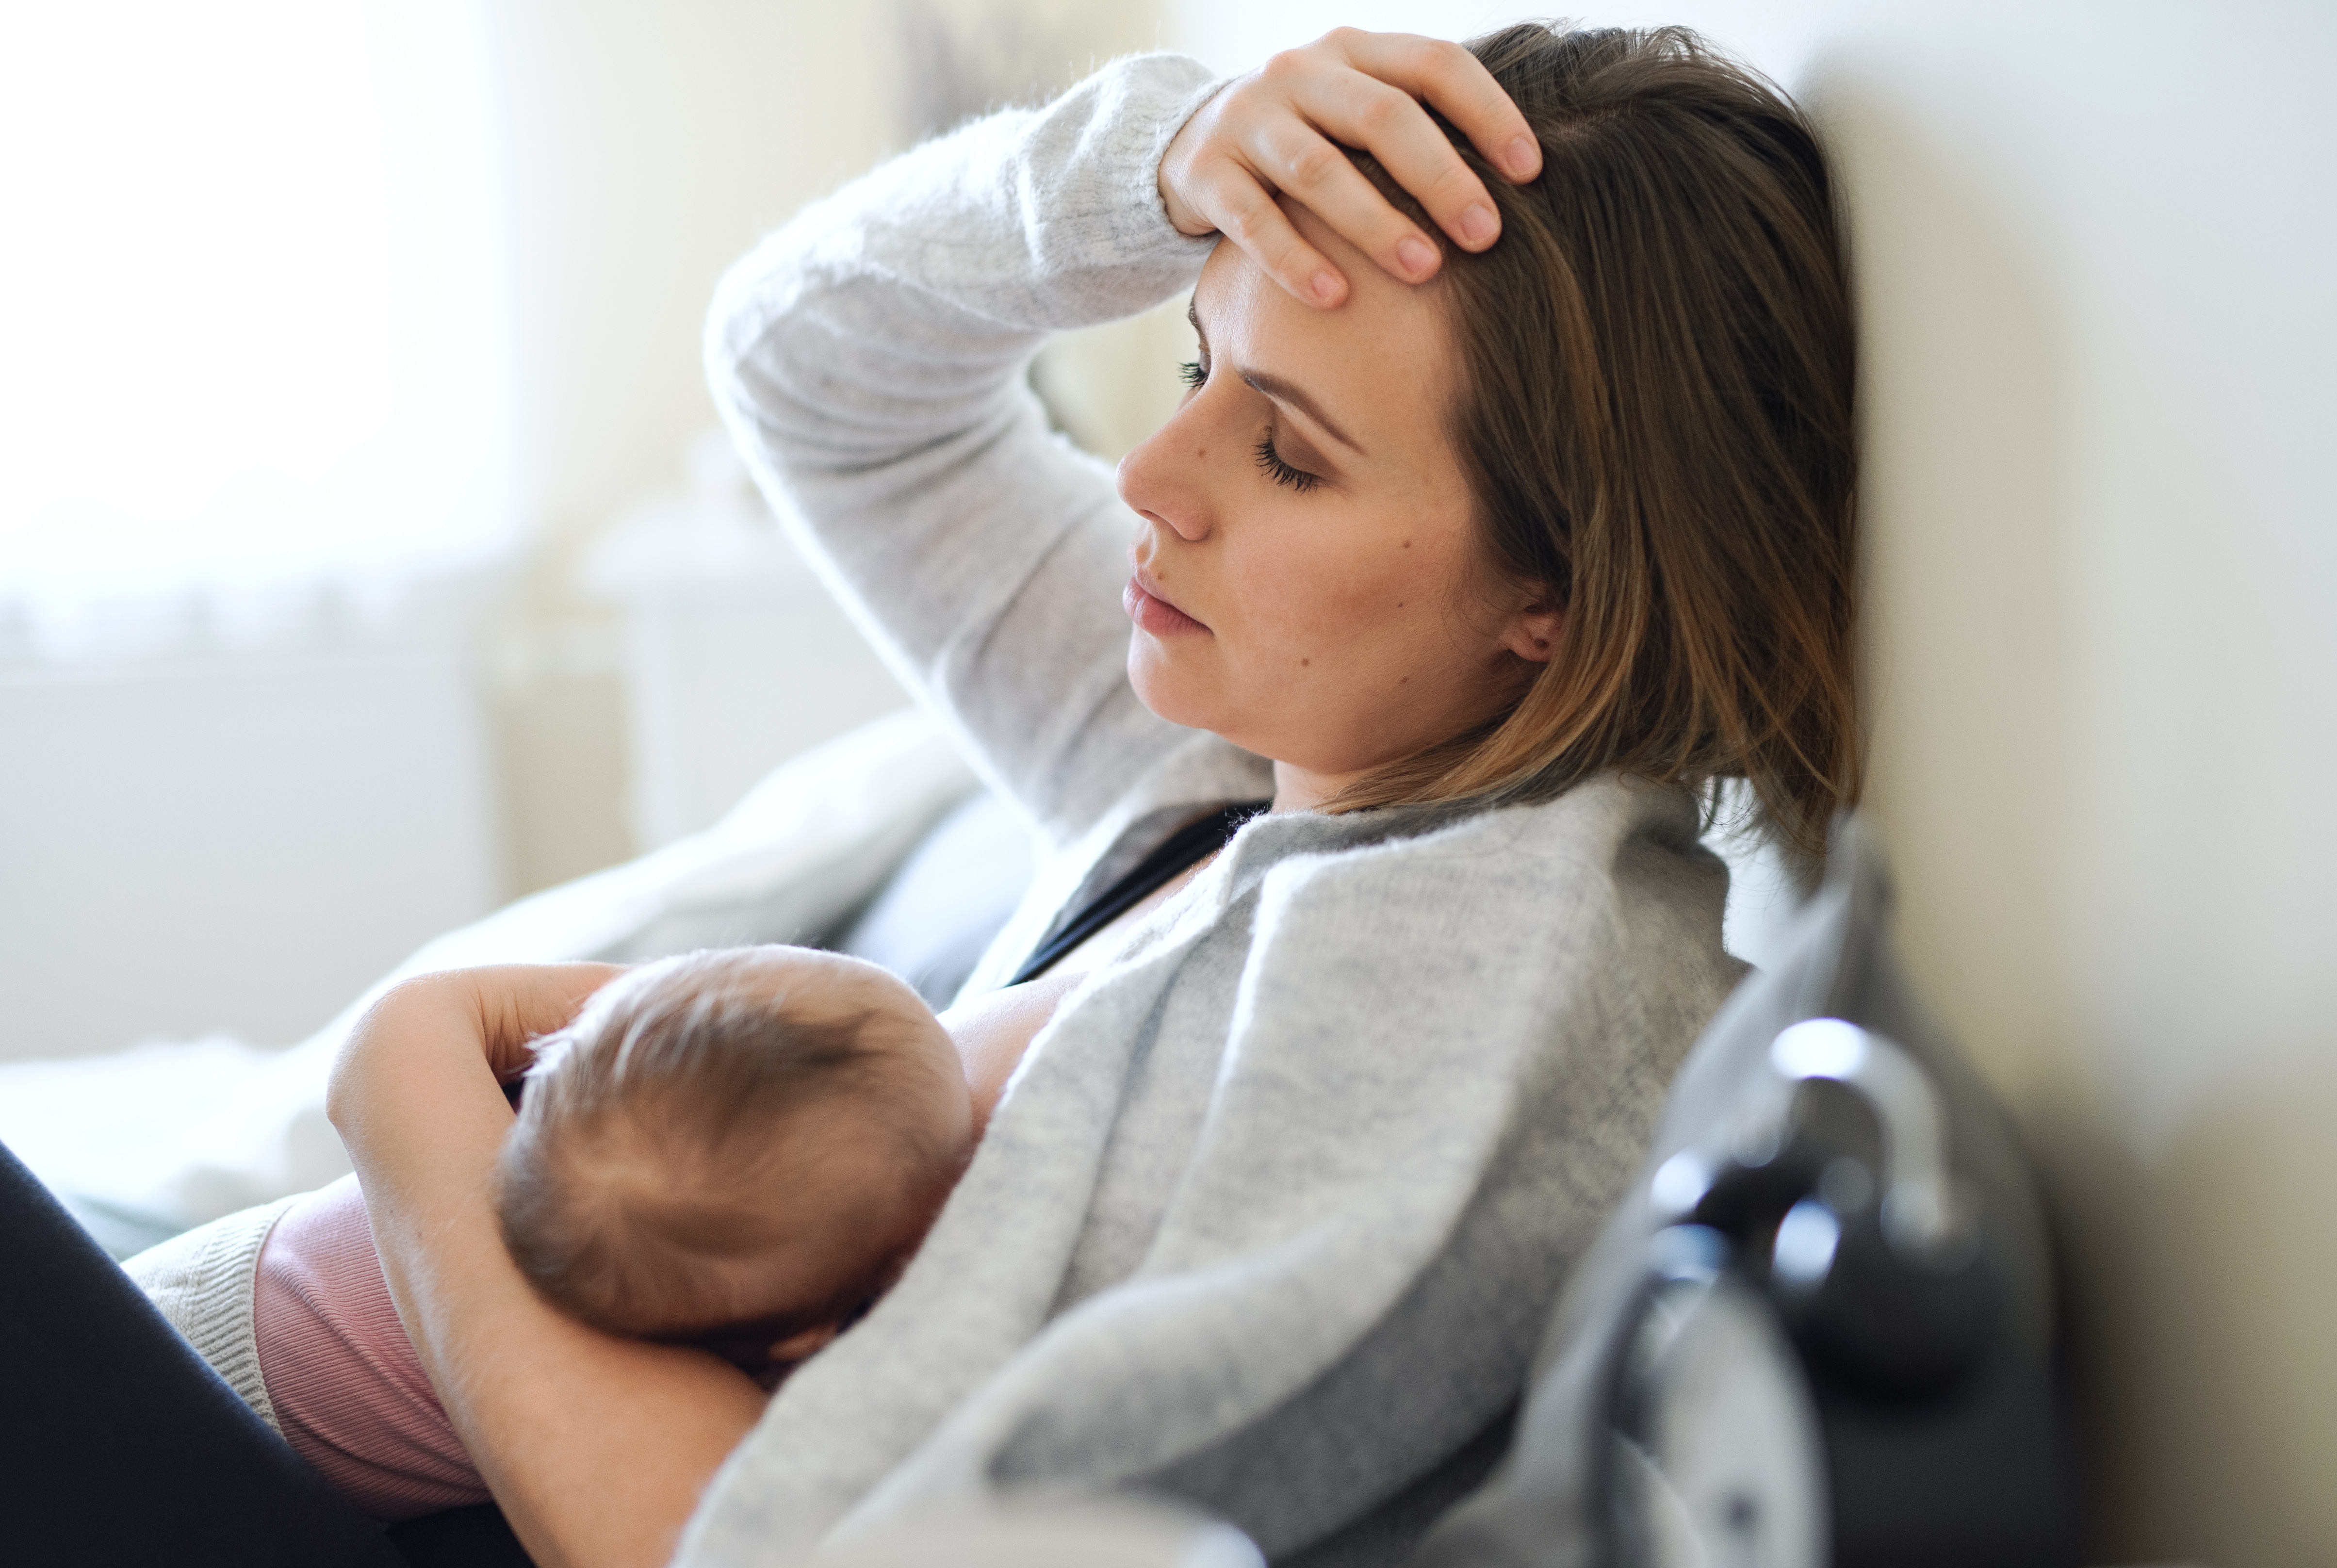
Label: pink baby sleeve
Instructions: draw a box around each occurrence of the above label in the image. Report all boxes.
[254,1174,493,1520]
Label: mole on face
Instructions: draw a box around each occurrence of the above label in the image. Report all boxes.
[1301,657,1311,667]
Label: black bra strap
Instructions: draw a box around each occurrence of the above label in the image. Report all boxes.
[1008,800,1271,986]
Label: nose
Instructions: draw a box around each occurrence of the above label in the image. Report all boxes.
[1115,401,1212,544]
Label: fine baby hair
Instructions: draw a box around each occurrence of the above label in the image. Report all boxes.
[493,948,968,1346]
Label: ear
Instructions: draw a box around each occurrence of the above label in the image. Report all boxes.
[1498,592,1564,664]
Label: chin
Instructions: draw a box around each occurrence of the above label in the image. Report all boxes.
[1125,637,1216,732]
[1129,645,1307,769]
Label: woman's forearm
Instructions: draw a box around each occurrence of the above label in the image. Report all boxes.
[329,978,765,1568]
[706,53,1218,472]
[702,56,1218,846]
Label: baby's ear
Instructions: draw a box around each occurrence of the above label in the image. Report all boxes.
[768,1323,840,1364]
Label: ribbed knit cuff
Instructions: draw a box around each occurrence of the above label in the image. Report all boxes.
[1109,54,1235,260]
[123,1193,300,1434]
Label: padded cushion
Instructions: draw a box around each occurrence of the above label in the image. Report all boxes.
[835,789,1038,1008]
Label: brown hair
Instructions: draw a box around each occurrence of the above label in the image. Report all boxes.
[493,950,946,1334]
[1338,23,1859,855]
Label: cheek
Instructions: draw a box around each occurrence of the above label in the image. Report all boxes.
[1227,513,1471,669]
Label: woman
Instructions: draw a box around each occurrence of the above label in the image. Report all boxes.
[0,22,1854,1568]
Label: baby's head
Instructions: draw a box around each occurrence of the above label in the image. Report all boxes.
[494,947,969,1381]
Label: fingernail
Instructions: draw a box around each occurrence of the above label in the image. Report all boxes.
[1459,204,1497,245]
[1310,269,1340,304]
[1506,134,1538,176]
[1396,235,1437,277]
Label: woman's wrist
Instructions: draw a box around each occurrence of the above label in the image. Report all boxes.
[1025,52,1222,285]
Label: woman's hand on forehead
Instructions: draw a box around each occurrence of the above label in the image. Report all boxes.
[1159,28,1542,309]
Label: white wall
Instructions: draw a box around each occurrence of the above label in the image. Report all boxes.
[1172,3,2336,1563]
[0,2,521,1061]
[0,1,511,604]
[471,0,907,892]
[480,0,1177,545]
[1815,16,2333,1564]
[0,599,504,1059]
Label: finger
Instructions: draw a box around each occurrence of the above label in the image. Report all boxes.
[1192,154,1350,306]
[1245,116,1447,283]
[1337,30,1541,184]
[1286,67,1503,255]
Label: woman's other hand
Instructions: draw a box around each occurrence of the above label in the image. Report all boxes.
[1159,28,1542,308]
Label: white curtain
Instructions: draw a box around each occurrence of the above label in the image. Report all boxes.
[0,0,511,650]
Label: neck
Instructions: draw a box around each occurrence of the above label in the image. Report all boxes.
[1269,759,1361,815]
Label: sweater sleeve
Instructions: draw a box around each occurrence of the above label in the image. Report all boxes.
[705,53,1225,846]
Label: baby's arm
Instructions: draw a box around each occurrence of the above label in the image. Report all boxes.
[254,964,630,1520]
[254,1174,491,1519]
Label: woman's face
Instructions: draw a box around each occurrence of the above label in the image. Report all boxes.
[1115,205,1553,803]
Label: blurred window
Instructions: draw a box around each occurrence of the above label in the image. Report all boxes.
[0,0,510,621]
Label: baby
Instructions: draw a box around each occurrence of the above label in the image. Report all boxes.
[254,947,1012,1519]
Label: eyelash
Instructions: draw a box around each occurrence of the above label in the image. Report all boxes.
[1253,430,1320,493]
[1178,357,1321,494]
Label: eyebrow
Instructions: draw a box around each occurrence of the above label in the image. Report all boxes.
[1188,302,1368,457]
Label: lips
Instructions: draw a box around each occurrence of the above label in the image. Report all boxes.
[1124,570,1208,636]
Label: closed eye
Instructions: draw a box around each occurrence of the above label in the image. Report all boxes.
[1253,430,1320,493]
[1177,358,1207,389]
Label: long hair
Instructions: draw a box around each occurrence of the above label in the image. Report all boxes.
[1335,23,1860,855]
